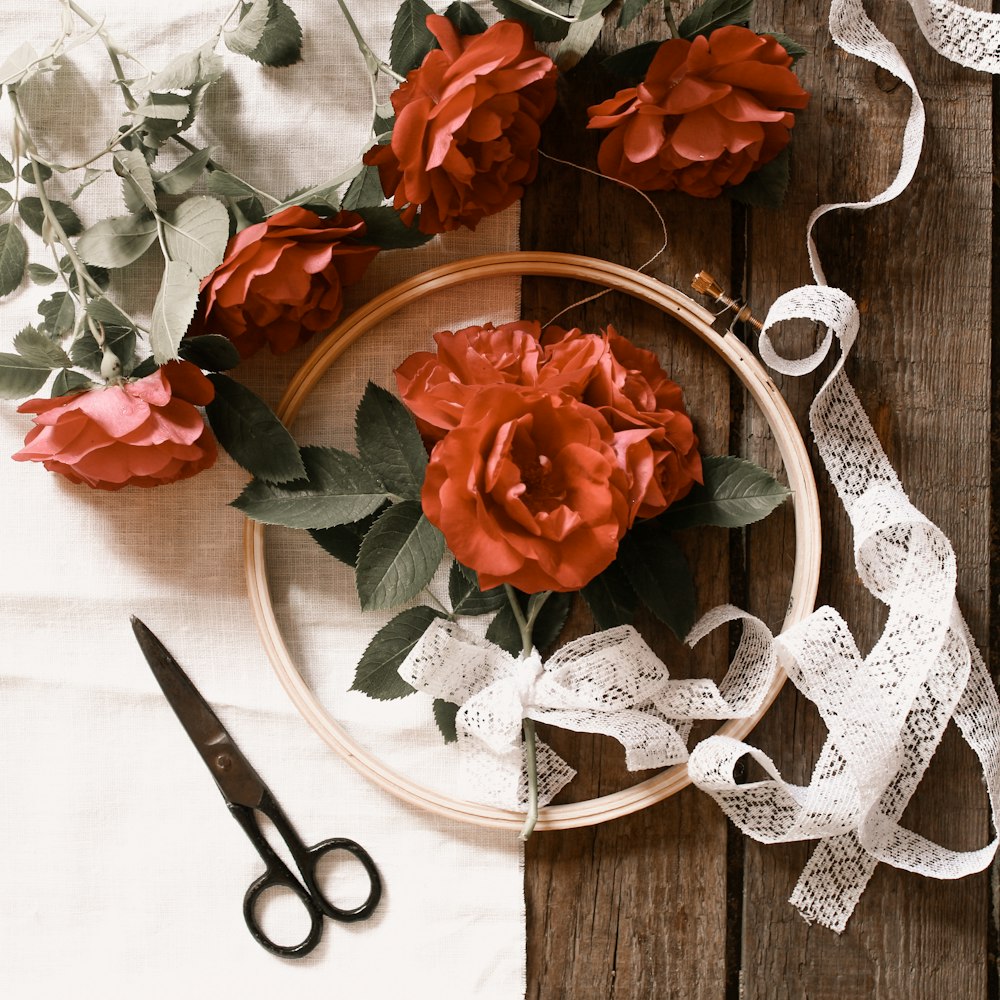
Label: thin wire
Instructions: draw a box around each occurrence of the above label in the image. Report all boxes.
[536,149,669,329]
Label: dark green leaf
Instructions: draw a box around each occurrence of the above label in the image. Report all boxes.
[230,196,266,230]
[178,334,240,372]
[0,189,12,215]
[244,0,303,67]
[26,263,56,285]
[485,600,521,656]
[0,223,27,295]
[0,350,50,399]
[354,205,432,249]
[601,40,660,81]
[678,0,754,39]
[444,1,488,33]
[232,445,390,528]
[355,500,445,611]
[37,292,76,338]
[51,368,95,397]
[14,324,70,367]
[726,147,791,209]
[354,381,427,499]
[618,0,655,29]
[71,326,136,374]
[448,560,507,616]
[150,261,200,362]
[86,296,134,331]
[767,32,807,62]
[490,0,571,42]
[0,152,14,183]
[658,454,791,529]
[309,506,386,567]
[19,197,82,238]
[75,213,157,268]
[390,0,437,75]
[155,146,213,195]
[618,530,696,640]
[205,373,307,483]
[129,356,159,379]
[224,0,271,55]
[21,161,51,183]
[433,698,459,743]
[352,605,445,700]
[486,589,571,655]
[341,166,385,211]
[581,562,638,630]
[373,112,395,137]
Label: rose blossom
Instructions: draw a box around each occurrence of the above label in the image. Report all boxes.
[421,386,630,593]
[545,326,702,523]
[193,206,379,358]
[12,361,217,490]
[395,320,604,442]
[587,26,809,197]
[363,15,558,234]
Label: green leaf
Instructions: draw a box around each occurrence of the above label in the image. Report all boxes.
[150,260,200,363]
[354,382,427,499]
[0,350,50,399]
[155,147,213,195]
[577,0,615,19]
[71,166,106,201]
[14,325,70,368]
[444,1,488,33]
[232,445,390,528]
[21,161,52,183]
[243,0,303,67]
[601,40,660,80]
[86,296,134,331]
[148,42,224,90]
[433,699,459,743]
[355,500,445,611]
[70,325,136,374]
[224,0,271,56]
[26,263,56,285]
[206,170,258,201]
[351,605,445,701]
[726,147,791,209]
[490,0,571,42]
[0,152,14,183]
[129,356,159,379]
[19,197,82,238]
[618,530,696,641]
[51,369,95,397]
[767,32,807,62]
[37,292,76,338]
[159,196,230,279]
[341,166,385,211]
[618,0,655,28]
[75,213,158,268]
[355,205,431,249]
[309,506,386,567]
[115,149,158,213]
[133,91,192,121]
[373,111,395,137]
[0,189,12,216]
[448,560,506,616]
[659,455,791,529]
[486,590,571,655]
[178,334,240,372]
[0,223,27,295]
[391,0,437,75]
[581,562,638,630]
[678,0,754,39]
[205,373,307,484]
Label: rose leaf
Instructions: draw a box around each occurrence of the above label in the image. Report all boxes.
[489,1,571,43]
[767,32,808,62]
[448,560,507,617]
[71,325,136,374]
[51,369,96,397]
[178,334,241,372]
[243,0,303,68]
[444,2,488,34]
[342,166,385,211]
[351,605,446,701]
[618,530,696,641]
[354,381,427,499]
[18,197,82,238]
[486,589,571,655]
[155,147,213,196]
[355,500,446,611]
[390,0,437,76]
[223,0,271,56]
[601,41,661,81]
[309,505,387,568]
[159,195,230,279]
[149,260,200,363]
[726,147,791,210]
[354,205,432,249]
[0,151,14,183]
[0,222,27,296]
[231,445,390,529]
[115,149,157,214]
[0,347,51,400]
[657,455,791,530]
[37,292,76,339]
[14,324,70,368]
[76,213,158,269]
[678,0,755,41]
[205,373,307,484]
[433,698,460,743]
[148,42,224,90]
[618,0,656,29]
[581,562,638,630]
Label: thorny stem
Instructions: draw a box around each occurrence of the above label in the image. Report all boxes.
[664,1,680,39]
[334,0,406,83]
[172,134,281,206]
[66,0,138,110]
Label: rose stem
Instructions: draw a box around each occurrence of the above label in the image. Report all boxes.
[334,0,406,83]
[664,1,679,39]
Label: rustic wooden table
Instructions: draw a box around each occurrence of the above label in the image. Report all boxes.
[518,3,994,997]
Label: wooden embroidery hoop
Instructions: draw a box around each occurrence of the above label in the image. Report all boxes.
[243,251,822,832]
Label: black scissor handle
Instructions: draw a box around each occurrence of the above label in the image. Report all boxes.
[299,837,382,922]
[242,863,325,958]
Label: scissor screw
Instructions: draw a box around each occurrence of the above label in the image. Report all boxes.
[215,753,232,772]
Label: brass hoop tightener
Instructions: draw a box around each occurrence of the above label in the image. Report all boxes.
[691,271,763,331]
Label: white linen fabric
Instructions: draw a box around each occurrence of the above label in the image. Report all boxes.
[0,2,525,997]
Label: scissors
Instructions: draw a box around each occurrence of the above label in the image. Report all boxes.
[130,617,382,958]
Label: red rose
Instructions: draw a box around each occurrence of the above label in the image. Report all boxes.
[421,386,630,593]
[12,361,217,490]
[194,206,379,358]
[363,15,558,234]
[543,326,702,523]
[587,26,809,197]
[395,320,603,442]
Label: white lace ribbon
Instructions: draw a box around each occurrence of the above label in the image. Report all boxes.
[687,0,1000,932]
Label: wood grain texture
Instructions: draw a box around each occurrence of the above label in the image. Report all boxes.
[518,1,994,997]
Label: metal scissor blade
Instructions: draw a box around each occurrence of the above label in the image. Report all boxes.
[130,616,266,809]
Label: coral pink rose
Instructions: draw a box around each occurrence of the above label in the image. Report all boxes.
[588,27,809,197]
[12,361,217,490]
[544,326,702,523]
[363,15,558,233]
[421,386,630,593]
[194,206,379,358]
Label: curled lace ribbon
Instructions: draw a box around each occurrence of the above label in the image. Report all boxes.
[686,0,1000,932]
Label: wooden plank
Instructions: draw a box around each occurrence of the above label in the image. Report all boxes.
[740,2,992,997]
